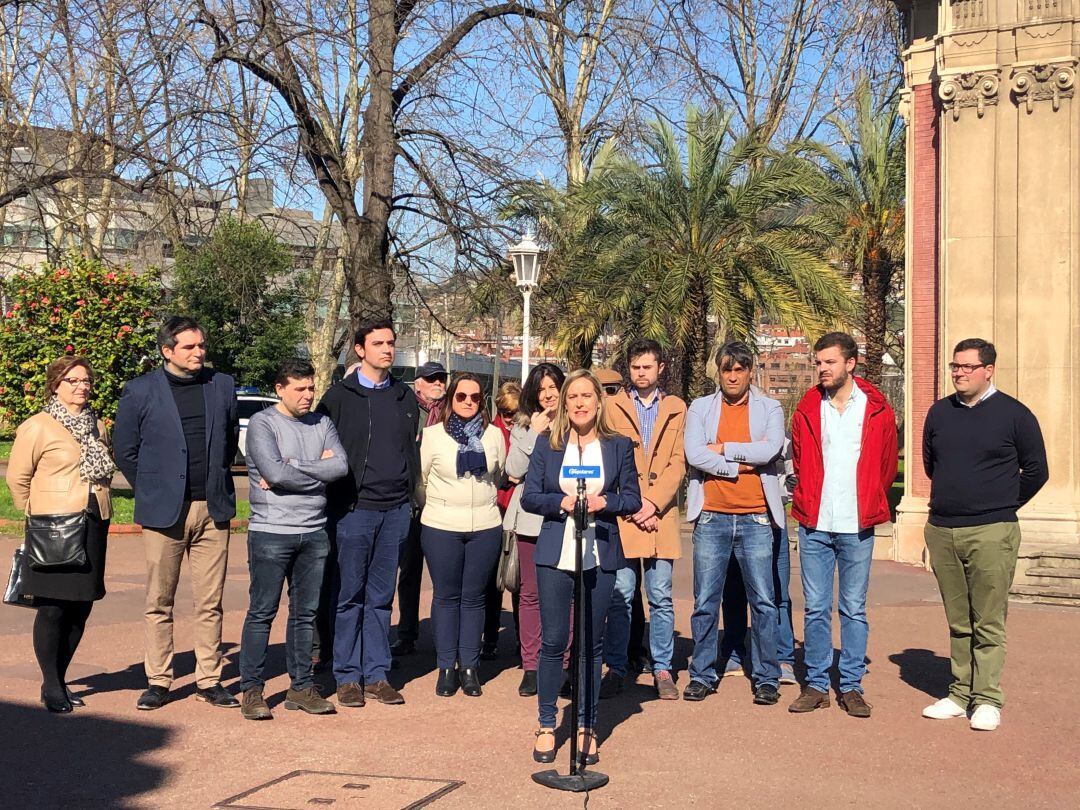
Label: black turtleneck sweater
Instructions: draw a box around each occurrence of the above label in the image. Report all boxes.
[165,367,207,501]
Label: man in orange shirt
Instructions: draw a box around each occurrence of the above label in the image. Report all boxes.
[683,342,786,705]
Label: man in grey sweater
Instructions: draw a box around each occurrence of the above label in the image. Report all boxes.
[239,358,348,720]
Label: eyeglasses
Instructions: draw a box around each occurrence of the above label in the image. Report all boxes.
[420,375,447,384]
[454,392,482,404]
[602,385,621,396]
[948,363,987,374]
[61,378,93,388]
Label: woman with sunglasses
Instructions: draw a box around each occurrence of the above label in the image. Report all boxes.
[520,369,641,765]
[416,373,507,697]
[503,362,565,697]
[6,356,114,713]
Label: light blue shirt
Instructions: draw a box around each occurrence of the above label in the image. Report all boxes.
[356,367,392,390]
[817,383,867,534]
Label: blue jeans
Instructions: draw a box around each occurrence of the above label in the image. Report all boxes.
[721,525,796,668]
[798,526,875,694]
[536,564,614,729]
[239,529,330,692]
[604,559,675,675]
[602,561,637,676]
[420,525,502,669]
[331,503,411,685]
[689,512,780,687]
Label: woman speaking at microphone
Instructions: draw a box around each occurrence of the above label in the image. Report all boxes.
[520,369,640,765]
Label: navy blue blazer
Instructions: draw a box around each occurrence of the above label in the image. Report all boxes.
[113,367,239,528]
[520,433,642,572]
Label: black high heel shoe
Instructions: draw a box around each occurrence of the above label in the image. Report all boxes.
[459,667,482,697]
[66,687,85,708]
[533,728,556,763]
[435,667,459,697]
[41,689,73,714]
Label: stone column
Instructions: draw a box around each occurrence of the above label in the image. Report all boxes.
[893,0,1080,567]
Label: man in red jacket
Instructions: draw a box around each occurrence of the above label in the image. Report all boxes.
[788,333,898,718]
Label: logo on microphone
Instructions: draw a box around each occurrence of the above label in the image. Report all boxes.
[562,465,601,479]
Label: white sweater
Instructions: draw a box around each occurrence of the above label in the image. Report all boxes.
[417,423,506,532]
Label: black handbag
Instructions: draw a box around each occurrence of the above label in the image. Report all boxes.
[3,548,35,608]
[24,510,89,570]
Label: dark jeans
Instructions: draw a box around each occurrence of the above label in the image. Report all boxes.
[536,564,615,729]
[240,529,329,691]
[483,561,503,647]
[332,503,411,685]
[395,513,425,644]
[420,525,502,669]
[720,524,796,668]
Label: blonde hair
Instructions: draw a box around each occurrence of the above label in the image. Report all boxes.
[495,380,521,415]
[548,368,619,450]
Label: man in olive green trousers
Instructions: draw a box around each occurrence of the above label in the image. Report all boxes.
[920,338,1048,732]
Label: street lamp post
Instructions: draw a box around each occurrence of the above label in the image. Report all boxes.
[508,231,541,384]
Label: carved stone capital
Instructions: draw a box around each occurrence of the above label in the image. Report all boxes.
[898,88,912,127]
[938,70,1000,121]
[1011,63,1076,113]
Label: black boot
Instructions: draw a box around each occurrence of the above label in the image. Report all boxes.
[518,669,538,697]
[460,667,482,697]
[435,667,459,697]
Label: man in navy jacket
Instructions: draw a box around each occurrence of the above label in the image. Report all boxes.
[114,316,239,711]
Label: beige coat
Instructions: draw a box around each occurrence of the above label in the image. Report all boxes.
[607,390,687,559]
[6,412,112,519]
[417,422,506,532]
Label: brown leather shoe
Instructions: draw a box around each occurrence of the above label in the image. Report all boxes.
[285,686,336,715]
[364,680,405,705]
[839,690,872,718]
[654,670,680,700]
[788,686,831,713]
[241,686,272,720]
[336,682,366,708]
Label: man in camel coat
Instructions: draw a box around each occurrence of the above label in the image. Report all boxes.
[601,340,687,700]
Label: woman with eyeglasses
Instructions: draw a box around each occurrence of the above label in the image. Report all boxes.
[5,356,114,713]
[416,373,507,697]
[503,362,565,697]
[520,369,641,764]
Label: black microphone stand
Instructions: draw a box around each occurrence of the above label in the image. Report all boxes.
[532,476,609,792]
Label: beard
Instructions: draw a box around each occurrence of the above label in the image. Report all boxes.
[821,369,849,392]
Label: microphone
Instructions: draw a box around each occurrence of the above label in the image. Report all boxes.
[562,464,601,532]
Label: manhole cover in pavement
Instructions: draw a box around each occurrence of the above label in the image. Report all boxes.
[215,771,464,810]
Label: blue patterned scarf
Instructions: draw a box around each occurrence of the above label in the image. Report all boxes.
[446,413,488,478]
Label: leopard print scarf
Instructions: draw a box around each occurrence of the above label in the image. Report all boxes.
[44,397,115,484]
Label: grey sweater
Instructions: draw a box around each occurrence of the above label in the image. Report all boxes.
[246,407,348,533]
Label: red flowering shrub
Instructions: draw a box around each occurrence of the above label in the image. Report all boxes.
[0,254,161,428]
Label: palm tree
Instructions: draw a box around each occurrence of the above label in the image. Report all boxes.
[811,78,905,386]
[532,108,854,399]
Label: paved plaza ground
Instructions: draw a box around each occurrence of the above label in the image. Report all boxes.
[0,527,1077,810]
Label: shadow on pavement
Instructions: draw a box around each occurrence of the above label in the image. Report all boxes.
[0,699,172,808]
[888,648,951,699]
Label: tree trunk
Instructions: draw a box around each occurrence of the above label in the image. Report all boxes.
[351,0,398,332]
[862,255,888,386]
[565,334,595,370]
[683,282,713,401]
[313,255,348,397]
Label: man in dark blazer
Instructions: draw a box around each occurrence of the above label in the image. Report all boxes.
[114,316,240,711]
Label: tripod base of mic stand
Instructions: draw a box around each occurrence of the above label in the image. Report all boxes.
[532,769,609,792]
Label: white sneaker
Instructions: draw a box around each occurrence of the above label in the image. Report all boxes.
[922,697,968,719]
[969,704,1001,731]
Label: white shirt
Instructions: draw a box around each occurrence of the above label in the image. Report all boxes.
[817,383,867,534]
[961,383,997,407]
[556,439,604,571]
